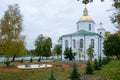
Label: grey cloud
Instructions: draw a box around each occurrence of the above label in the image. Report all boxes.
[0,0,114,49]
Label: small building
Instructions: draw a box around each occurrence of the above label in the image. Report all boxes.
[62,7,105,61]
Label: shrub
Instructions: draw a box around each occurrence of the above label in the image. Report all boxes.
[86,60,93,74]
[30,57,33,62]
[69,62,81,80]
[99,57,102,67]
[21,58,23,63]
[48,71,56,80]
[94,59,101,70]
[102,57,110,65]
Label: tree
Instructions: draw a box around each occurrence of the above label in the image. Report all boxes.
[105,31,111,40]
[35,34,52,60]
[102,57,110,65]
[87,45,94,61]
[44,37,52,58]
[53,44,62,58]
[69,62,81,80]
[104,34,120,60]
[48,71,56,80]
[111,0,120,31]
[11,37,26,62]
[64,47,76,61]
[0,4,25,64]
[77,0,104,5]
[86,60,93,74]
[35,34,45,60]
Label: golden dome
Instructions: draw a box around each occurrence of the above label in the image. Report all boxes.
[80,16,93,21]
[79,7,94,22]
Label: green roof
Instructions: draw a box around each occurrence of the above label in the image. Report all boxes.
[62,30,99,37]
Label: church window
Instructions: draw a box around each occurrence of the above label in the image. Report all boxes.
[80,39,83,48]
[91,39,94,48]
[89,24,91,31]
[65,40,68,49]
[73,39,76,48]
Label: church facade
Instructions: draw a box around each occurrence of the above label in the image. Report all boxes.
[61,7,105,61]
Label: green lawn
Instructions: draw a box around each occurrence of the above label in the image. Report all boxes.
[0,69,71,80]
[0,61,72,80]
[0,61,120,80]
[95,61,120,80]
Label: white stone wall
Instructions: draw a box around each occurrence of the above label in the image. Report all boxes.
[62,35,104,61]
[97,28,105,59]
[97,29,105,37]
[77,21,95,32]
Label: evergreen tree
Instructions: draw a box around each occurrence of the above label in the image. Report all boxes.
[69,62,81,80]
[86,60,93,74]
[64,47,76,61]
[94,59,101,70]
[48,71,56,80]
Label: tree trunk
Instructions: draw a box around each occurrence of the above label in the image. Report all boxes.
[5,58,10,67]
[12,55,16,62]
[38,56,41,62]
[116,55,120,60]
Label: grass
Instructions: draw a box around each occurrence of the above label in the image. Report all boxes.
[0,60,120,80]
[0,69,71,80]
[0,61,76,80]
[95,60,120,80]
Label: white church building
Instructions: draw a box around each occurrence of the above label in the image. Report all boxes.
[61,7,106,61]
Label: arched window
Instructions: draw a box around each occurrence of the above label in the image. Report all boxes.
[91,39,94,48]
[89,24,91,31]
[80,39,83,48]
[65,40,68,49]
[73,39,76,48]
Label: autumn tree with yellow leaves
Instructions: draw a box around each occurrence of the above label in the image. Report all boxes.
[0,4,26,66]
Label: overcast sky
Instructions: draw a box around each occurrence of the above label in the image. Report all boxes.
[0,0,116,50]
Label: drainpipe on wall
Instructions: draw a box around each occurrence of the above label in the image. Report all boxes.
[84,34,86,61]
[71,35,72,49]
[98,37,100,60]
